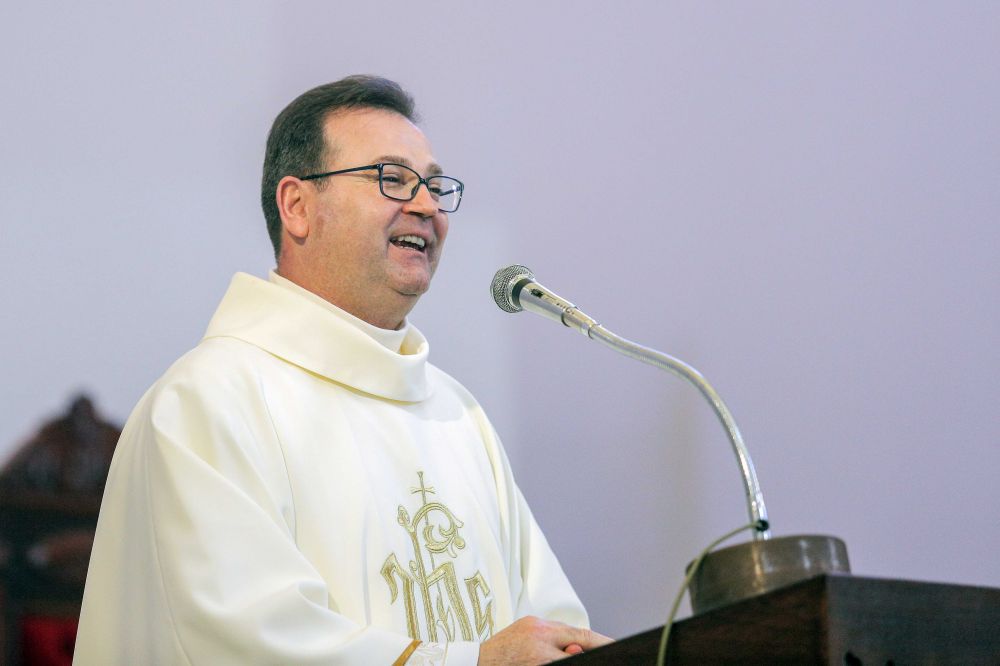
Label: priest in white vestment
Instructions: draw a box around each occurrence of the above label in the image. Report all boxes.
[76,76,610,665]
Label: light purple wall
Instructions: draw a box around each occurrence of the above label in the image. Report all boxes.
[2,2,997,639]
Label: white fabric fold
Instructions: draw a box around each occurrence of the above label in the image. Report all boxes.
[76,272,587,666]
[204,272,430,402]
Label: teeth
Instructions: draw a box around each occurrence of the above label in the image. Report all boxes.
[393,235,426,249]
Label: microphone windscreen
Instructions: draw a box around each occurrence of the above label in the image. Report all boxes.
[491,264,534,313]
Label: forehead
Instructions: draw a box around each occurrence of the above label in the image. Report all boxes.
[322,107,437,171]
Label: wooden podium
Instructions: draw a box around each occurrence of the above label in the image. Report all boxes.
[568,574,1000,664]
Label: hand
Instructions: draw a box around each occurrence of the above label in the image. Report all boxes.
[478,616,613,665]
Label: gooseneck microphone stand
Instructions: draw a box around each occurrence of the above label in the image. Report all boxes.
[491,264,849,616]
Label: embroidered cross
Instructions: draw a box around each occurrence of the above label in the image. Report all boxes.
[409,470,436,506]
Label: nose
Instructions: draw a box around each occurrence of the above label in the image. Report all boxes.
[401,181,440,218]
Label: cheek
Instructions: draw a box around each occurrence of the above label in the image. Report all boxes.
[321,201,386,254]
[434,216,450,247]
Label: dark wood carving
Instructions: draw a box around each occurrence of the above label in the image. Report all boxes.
[0,395,118,497]
[0,394,120,665]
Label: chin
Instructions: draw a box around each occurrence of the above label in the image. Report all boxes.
[390,268,434,297]
[395,283,430,298]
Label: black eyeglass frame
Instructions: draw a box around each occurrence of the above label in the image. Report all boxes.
[298,163,464,213]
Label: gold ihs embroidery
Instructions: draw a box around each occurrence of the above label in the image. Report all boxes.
[381,472,495,643]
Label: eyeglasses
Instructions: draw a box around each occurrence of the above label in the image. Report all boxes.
[299,163,464,213]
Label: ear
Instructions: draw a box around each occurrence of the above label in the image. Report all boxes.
[276,175,311,240]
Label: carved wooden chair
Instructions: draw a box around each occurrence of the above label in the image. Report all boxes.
[0,395,119,665]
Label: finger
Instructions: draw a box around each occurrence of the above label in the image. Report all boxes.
[564,643,584,655]
[557,627,614,651]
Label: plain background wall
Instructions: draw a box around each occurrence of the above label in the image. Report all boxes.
[2,1,997,639]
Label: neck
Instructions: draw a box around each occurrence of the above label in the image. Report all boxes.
[274,267,413,330]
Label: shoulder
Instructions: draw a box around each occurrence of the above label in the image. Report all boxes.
[105,337,301,494]
[152,336,283,401]
[137,337,285,447]
[425,362,484,411]
[425,361,509,458]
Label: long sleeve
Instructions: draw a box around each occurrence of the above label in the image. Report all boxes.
[75,368,452,665]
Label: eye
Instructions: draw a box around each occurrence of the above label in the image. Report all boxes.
[380,165,413,189]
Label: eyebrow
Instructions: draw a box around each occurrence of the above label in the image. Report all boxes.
[374,154,444,176]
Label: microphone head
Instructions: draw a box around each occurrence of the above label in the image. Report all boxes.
[491,264,534,313]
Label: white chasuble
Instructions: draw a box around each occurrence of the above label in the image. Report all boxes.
[75,272,586,665]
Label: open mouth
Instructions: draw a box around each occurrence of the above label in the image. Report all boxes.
[390,234,427,253]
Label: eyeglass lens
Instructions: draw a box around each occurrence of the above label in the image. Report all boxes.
[379,164,462,212]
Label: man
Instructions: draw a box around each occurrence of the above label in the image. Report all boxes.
[76,76,610,665]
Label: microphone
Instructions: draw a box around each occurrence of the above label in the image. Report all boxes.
[489,263,771,539]
[490,264,599,336]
